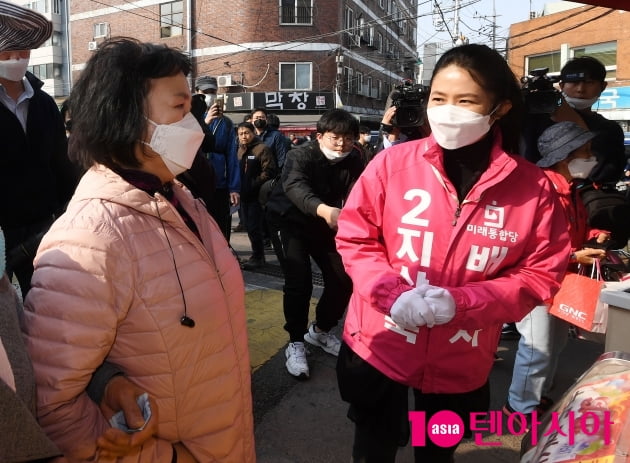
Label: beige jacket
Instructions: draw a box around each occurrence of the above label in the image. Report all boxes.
[23,165,255,462]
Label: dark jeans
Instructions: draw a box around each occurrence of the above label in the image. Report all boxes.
[207,188,231,241]
[266,211,352,342]
[241,200,264,259]
[337,343,490,463]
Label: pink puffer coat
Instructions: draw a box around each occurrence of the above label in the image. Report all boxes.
[22,165,255,462]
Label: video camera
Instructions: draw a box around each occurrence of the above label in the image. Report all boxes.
[521,67,562,114]
[389,81,429,128]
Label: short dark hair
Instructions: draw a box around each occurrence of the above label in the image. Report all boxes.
[267,113,280,130]
[359,125,370,135]
[237,121,255,133]
[316,109,359,138]
[432,44,524,154]
[561,56,606,83]
[67,37,191,170]
[251,107,268,118]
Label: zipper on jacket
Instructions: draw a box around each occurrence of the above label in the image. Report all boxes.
[452,204,462,226]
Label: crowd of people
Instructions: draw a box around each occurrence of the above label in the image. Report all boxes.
[2,1,629,461]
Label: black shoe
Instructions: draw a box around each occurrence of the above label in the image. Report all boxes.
[500,322,520,340]
[241,256,265,270]
[263,239,272,250]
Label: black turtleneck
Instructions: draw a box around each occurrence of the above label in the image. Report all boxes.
[442,133,493,202]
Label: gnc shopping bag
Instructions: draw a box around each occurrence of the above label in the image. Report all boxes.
[549,263,605,332]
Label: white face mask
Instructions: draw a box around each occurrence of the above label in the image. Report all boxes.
[143,112,204,176]
[320,144,351,163]
[427,104,496,150]
[562,93,599,110]
[568,157,598,179]
[0,58,29,81]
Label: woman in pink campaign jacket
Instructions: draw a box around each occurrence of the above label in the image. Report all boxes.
[21,38,254,463]
[335,44,571,463]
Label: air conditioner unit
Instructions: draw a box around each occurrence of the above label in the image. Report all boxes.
[88,41,98,51]
[217,75,232,87]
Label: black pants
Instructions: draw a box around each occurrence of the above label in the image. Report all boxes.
[207,188,231,241]
[241,200,264,259]
[337,343,490,463]
[267,212,352,342]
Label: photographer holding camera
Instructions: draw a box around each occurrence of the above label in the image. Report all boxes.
[521,57,628,247]
[377,81,431,152]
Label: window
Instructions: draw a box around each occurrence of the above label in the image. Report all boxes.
[52,0,60,14]
[379,0,386,10]
[160,1,183,38]
[356,71,363,95]
[279,62,311,90]
[27,63,62,80]
[43,31,62,47]
[345,7,354,34]
[93,22,108,38]
[377,32,383,53]
[343,67,353,93]
[526,51,562,74]
[572,41,617,80]
[376,79,382,100]
[26,0,46,14]
[280,0,312,25]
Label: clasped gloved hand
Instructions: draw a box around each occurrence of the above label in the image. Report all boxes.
[423,286,456,325]
[390,285,435,329]
[390,284,456,329]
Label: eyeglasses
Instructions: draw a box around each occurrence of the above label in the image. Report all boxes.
[325,135,355,146]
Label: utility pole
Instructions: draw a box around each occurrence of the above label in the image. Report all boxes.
[453,0,460,45]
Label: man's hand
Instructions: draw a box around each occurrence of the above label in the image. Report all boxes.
[381,106,397,126]
[96,375,158,458]
[230,192,240,207]
[204,103,222,124]
[316,204,341,230]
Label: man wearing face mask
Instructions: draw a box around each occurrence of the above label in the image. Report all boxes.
[250,107,288,170]
[558,57,628,247]
[0,0,78,298]
[559,57,625,185]
[194,75,239,241]
[265,109,364,379]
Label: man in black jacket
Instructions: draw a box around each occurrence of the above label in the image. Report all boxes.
[265,109,364,379]
[0,1,78,297]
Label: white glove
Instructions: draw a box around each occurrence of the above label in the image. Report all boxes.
[390,287,435,329]
[424,287,456,325]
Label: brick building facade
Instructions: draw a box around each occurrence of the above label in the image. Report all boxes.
[60,0,419,128]
[507,3,630,129]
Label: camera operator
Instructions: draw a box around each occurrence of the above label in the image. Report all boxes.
[520,58,628,247]
[377,81,431,153]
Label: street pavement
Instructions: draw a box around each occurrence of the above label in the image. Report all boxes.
[231,222,607,463]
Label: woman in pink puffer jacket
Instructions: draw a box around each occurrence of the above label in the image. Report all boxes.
[22,38,255,463]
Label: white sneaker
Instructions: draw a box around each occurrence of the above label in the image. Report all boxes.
[285,342,309,378]
[304,322,341,357]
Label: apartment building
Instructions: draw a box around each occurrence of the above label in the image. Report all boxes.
[507,2,630,130]
[15,0,70,99]
[62,0,419,129]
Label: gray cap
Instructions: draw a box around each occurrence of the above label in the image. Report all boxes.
[0,0,52,52]
[536,121,596,168]
[195,76,217,91]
